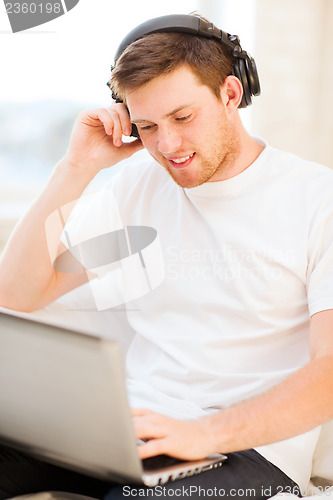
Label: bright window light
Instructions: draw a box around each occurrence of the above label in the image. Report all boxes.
[0,0,199,104]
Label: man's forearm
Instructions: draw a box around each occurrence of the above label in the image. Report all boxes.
[0,105,144,312]
[209,354,333,453]
[135,354,333,461]
[0,159,95,312]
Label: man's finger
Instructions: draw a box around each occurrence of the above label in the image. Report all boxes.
[111,103,133,136]
[137,438,166,460]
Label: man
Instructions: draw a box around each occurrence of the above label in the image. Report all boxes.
[0,13,333,500]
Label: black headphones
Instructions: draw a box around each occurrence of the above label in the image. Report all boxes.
[109,14,260,138]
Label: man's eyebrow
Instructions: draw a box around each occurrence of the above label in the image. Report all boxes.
[131,104,193,124]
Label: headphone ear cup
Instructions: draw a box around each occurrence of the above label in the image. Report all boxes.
[244,56,261,98]
[233,59,251,108]
[131,124,140,140]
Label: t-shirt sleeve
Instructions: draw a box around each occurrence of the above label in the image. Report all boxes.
[50,179,123,272]
[306,191,333,317]
[51,163,165,311]
[48,181,132,310]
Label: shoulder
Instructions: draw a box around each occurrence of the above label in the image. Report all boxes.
[262,144,333,202]
[267,145,333,182]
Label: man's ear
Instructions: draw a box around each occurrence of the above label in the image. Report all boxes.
[220,75,243,112]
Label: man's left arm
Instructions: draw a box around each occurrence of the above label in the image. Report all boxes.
[134,309,333,460]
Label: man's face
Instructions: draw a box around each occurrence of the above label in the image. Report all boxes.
[126,65,240,189]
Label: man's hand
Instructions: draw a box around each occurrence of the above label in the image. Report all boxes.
[64,103,144,175]
[133,408,217,460]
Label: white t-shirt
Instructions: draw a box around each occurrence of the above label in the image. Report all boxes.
[63,142,333,491]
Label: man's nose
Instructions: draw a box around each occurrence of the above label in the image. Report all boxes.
[157,127,182,155]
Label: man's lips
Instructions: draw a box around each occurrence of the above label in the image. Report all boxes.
[166,153,196,169]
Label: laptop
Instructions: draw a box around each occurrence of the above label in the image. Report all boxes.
[0,309,227,487]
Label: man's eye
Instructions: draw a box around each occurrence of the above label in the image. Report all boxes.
[139,124,155,131]
[176,114,191,122]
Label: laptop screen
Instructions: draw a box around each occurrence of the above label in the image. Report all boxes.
[0,310,143,483]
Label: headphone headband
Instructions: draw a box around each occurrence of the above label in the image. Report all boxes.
[114,14,251,65]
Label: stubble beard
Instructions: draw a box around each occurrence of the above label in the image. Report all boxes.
[156,121,241,189]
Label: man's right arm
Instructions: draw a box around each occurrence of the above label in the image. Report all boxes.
[0,105,143,312]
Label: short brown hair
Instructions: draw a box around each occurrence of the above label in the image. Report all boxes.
[109,28,234,104]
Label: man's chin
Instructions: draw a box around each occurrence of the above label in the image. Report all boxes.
[166,167,215,189]
[172,177,208,189]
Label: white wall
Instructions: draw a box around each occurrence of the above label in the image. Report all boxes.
[252,0,333,167]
